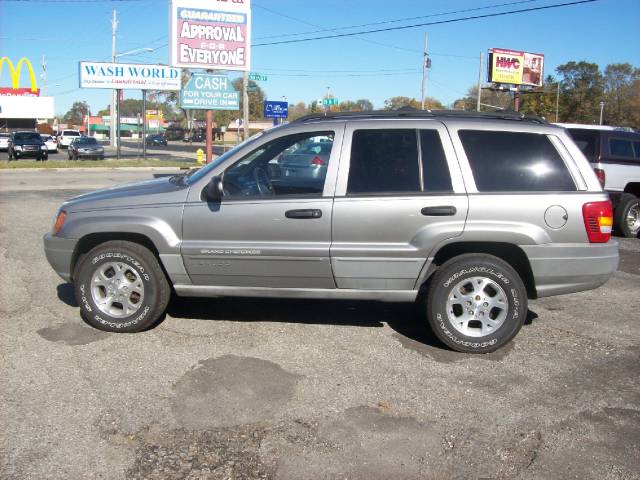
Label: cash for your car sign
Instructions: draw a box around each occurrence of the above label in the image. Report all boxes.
[263,100,288,119]
[79,62,181,90]
[180,73,240,110]
[170,0,251,71]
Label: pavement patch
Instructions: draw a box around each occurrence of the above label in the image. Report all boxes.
[37,322,111,345]
[172,355,302,429]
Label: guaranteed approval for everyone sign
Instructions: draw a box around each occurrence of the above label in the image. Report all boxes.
[170,0,251,71]
[180,73,240,110]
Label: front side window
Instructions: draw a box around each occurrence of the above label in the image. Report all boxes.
[568,129,598,161]
[222,131,334,199]
[459,130,576,192]
[609,138,634,158]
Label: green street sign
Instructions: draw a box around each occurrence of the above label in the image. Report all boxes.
[249,73,267,82]
[322,98,339,106]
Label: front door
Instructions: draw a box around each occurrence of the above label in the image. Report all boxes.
[181,127,343,288]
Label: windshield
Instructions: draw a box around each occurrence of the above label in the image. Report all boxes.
[41,135,52,141]
[185,131,265,185]
[77,137,99,145]
[64,131,80,136]
[14,132,41,142]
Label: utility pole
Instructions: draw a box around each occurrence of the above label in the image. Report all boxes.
[40,55,47,96]
[599,101,606,125]
[555,81,560,122]
[242,70,250,141]
[110,9,118,149]
[420,33,428,110]
[476,52,483,112]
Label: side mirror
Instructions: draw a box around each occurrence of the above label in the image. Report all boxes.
[204,175,224,202]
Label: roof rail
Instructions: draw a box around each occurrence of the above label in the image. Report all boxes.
[292,109,547,124]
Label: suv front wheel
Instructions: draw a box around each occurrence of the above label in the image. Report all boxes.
[426,254,528,353]
[74,241,171,332]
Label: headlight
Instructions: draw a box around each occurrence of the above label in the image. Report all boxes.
[53,210,67,236]
[14,145,22,151]
[40,145,47,150]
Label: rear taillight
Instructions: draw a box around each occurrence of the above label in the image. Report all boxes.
[593,168,606,188]
[310,156,325,166]
[582,201,613,243]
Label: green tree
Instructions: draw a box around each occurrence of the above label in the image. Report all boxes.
[555,61,603,124]
[452,86,512,111]
[288,101,309,120]
[355,99,374,111]
[63,101,90,125]
[232,78,266,120]
[603,63,640,126]
[383,96,420,110]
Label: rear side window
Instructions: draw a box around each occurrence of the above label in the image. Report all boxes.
[347,129,453,194]
[459,130,576,192]
[635,142,640,158]
[609,138,634,158]
[567,129,598,161]
[348,129,420,194]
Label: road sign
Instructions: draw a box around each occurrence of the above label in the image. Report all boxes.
[322,98,339,106]
[249,72,267,82]
[263,100,288,119]
[180,73,240,110]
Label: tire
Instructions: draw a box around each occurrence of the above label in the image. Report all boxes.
[615,193,640,238]
[68,152,72,160]
[426,254,528,354]
[73,241,171,333]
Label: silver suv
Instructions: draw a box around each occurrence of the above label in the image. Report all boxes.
[43,111,619,353]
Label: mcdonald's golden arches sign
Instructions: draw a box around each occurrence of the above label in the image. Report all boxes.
[0,57,40,97]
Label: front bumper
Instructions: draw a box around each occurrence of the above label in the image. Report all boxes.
[522,241,619,298]
[43,233,77,282]
[14,149,47,158]
[76,151,104,159]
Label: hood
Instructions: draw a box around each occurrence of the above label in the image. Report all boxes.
[64,175,190,212]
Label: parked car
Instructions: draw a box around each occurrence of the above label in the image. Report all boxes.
[68,136,104,160]
[44,110,618,353]
[8,131,48,161]
[0,132,10,151]
[183,132,205,142]
[565,126,640,237]
[145,134,168,147]
[274,139,333,183]
[57,129,81,149]
[40,134,58,153]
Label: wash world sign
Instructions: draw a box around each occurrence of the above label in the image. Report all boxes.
[79,62,182,91]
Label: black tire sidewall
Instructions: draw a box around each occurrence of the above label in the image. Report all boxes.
[615,194,639,238]
[75,246,160,332]
[427,256,527,353]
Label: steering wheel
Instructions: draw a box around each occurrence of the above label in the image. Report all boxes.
[253,167,274,195]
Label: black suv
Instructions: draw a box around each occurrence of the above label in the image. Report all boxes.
[7,131,48,161]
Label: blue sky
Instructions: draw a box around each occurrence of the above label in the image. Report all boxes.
[1,0,639,116]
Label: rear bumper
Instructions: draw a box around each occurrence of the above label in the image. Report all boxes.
[522,241,619,298]
[43,233,77,282]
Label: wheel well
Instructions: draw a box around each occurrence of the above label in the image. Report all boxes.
[623,183,640,198]
[430,242,537,299]
[70,232,160,281]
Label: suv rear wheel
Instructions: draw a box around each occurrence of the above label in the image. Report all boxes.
[73,241,171,332]
[615,193,640,238]
[426,254,527,353]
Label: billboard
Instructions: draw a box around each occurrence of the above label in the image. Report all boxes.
[488,48,544,87]
[0,57,40,96]
[79,62,182,90]
[169,0,251,71]
[0,96,54,119]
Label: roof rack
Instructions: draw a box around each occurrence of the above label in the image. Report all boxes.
[292,109,547,124]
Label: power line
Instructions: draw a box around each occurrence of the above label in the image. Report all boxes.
[253,0,599,47]
[254,0,542,40]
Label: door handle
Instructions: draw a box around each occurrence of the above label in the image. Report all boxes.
[421,206,457,216]
[285,209,323,219]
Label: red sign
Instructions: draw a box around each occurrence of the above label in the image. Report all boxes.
[0,87,41,97]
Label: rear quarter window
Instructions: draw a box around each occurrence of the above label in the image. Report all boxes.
[459,130,576,192]
[609,138,634,158]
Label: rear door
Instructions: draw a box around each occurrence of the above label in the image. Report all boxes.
[330,120,468,290]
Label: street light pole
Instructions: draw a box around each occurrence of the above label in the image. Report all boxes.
[421,33,428,110]
[110,9,118,149]
[555,81,561,123]
[599,101,606,125]
[476,51,483,112]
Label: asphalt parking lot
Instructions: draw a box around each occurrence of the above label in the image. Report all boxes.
[1,169,638,480]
